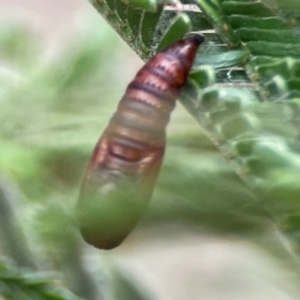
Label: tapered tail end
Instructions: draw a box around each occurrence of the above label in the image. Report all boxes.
[162,34,204,73]
[185,33,205,45]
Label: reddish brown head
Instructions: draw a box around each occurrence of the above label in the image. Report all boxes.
[135,34,204,91]
[161,34,204,72]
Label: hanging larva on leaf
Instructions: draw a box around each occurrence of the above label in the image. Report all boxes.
[77,34,204,250]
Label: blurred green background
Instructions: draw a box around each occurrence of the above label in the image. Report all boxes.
[1,1,300,300]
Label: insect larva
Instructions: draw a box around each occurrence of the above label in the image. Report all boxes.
[77,35,204,250]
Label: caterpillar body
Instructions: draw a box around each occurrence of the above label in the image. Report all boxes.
[77,35,204,250]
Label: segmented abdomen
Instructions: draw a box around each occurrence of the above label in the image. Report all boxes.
[77,35,204,250]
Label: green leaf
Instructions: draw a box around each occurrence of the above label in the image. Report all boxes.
[156,13,192,52]
[0,258,81,300]
[121,0,158,12]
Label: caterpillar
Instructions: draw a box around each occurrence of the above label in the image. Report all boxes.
[77,34,204,250]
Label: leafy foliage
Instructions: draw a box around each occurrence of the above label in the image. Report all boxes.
[2,0,300,299]
[0,258,81,300]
